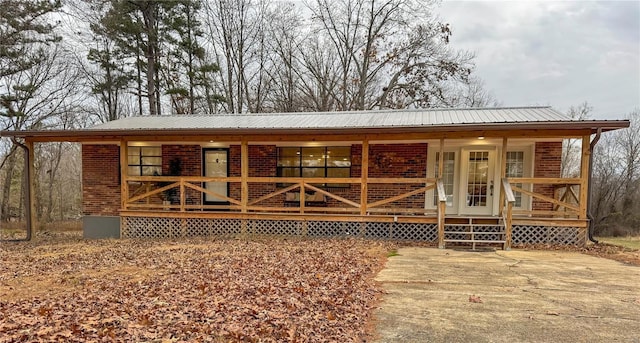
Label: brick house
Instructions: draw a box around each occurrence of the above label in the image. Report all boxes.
[2,107,629,248]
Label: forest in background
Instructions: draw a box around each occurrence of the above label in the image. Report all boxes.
[1,0,638,236]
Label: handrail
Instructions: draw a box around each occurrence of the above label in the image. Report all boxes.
[507,177,581,185]
[502,178,516,204]
[436,179,447,203]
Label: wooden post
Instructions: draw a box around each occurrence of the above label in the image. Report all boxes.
[436,179,446,249]
[241,140,249,213]
[25,140,36,240]
[499,137,508,216]
[504,201,513,250]
[120,141,129,211]
[180,179,186,212]
[241,140,249,236]
[299,183,306,214]
[438,139,445,249]
[438,138,444,177]
[579,135,590,220]
[360,139,369,216]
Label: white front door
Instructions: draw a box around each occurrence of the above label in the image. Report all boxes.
[460,149,495,215]
[203,149,228,204]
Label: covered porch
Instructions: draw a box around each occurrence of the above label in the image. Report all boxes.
[5,107,628,247]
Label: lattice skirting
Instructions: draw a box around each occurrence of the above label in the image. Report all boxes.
[512,225,586,245]
[121,216,438,242]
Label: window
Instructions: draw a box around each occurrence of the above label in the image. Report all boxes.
[128,146,162,176]
[505,151,524,207]
[277,146,351,187]
[433,152,455,206]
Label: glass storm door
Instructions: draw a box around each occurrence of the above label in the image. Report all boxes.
[203,149,228,204]
[461,150,494,215]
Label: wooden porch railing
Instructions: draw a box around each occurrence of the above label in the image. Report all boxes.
[123,175,440,216]
[506,177,583,218]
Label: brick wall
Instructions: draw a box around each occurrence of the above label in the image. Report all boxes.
[229,145,278,206]
[533,142,562,211]
[364,144,428,209]
[82,144,120,216]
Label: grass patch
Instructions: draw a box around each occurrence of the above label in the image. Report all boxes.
[387,249,400,257]
[597,236,640,250]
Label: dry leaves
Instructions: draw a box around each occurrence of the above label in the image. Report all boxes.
[468,295,483,303]
[0,235,395,342]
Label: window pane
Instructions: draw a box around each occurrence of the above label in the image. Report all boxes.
[142,157,162,165]
[128,155,140,165]
[278,147,300,157]
[142,166,161,176]
[506,151,525,207]
[277,156,300,167]
[302,167,325,178]
[128,166,140,175]
[301,147,325,167]
[434,152,455,206]
[142,146,161,156]
[128,147,140,156]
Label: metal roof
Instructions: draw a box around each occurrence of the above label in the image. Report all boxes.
[90,107,571,131]
[0,107,630,140]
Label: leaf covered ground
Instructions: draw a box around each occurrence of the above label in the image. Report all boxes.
[0,233,395,342]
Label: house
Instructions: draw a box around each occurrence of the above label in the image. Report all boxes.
[2,107,629,248]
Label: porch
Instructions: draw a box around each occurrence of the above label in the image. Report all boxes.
[120,173,589,248]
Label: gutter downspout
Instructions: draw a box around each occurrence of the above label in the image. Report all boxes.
[2,140,32,241]
[587,128,602,244]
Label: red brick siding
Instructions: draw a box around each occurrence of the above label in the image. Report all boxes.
[82,144,120,216]
[365,144,428,209]
[533,142,562,211]
[229,145,278,206]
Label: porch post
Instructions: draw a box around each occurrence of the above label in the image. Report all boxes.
[26,140,36,240]
[499,137,508,216]
[438,138,445,248]
[579,135,590,220]
[241,139,249,213]
[119,140,129,211]
[360,139,369,216]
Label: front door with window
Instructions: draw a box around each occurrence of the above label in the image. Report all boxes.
[203,148,229,204]
[460,149,495,215]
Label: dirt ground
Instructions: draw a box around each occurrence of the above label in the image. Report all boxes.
[373,247,640,343]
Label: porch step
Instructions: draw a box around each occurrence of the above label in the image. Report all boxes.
[443,216,508,250]
[444,239,505,244]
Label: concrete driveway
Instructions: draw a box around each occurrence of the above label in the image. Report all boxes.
[373,248,640,343]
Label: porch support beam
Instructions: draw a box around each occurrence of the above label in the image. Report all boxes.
[120,140,129,212]
[241,139,249,213]
[438,138,445,248]
[499,137,508,216]
[26,140,36,240]
[579,135,590,220]
[360,139,369,216]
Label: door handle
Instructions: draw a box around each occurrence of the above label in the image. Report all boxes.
[490,180,494,196]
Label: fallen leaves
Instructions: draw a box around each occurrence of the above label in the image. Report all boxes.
[0,235,395,342]
[468,295,483,303]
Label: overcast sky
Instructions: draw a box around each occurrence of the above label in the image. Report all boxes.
[437,0,639,119]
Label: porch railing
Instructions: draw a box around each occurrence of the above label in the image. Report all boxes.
[123,176,439,216]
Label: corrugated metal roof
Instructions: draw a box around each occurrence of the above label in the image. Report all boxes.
[89,106,573,131]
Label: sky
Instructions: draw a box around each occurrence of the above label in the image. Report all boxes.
[437,0,640,119]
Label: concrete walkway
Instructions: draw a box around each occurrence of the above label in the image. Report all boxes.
[373,247,640,343]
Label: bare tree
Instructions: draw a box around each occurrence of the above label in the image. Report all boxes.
[561,102,592,177]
